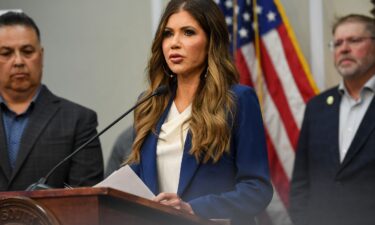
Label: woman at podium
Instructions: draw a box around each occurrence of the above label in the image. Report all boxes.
[128,0,273,224]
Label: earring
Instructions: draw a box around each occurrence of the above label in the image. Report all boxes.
[163,65,175,78]
[201,68,208,79]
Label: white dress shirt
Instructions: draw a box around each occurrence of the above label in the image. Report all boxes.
[339,75,375,162]
[156,102,191,193]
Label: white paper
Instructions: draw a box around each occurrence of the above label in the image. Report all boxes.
[94,165,155,199]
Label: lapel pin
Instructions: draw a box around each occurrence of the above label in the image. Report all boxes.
[326,96,334,105]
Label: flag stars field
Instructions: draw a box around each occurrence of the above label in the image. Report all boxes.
[267,11,277,22]
[256,5,263,15]
[239,27,248,38]
[243,12,251,22]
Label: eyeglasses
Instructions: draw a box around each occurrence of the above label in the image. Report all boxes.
[328,36,375,51]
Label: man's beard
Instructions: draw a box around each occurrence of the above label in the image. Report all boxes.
[336,56,375,79]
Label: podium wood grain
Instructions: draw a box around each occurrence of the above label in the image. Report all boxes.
[0,187,218,225]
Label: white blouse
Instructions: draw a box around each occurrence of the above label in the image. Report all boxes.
[156,102,191,193]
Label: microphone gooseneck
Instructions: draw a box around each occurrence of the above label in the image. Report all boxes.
[26,85,168,191]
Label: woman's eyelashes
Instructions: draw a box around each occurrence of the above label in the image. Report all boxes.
[163,29,173,38]
[162,27,196,38]
[183,28,196,36]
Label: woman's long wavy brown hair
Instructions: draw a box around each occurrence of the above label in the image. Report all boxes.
[128,0,239,164]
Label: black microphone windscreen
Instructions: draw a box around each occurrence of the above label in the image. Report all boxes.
[26,85,166,191]
[153,85,168,96]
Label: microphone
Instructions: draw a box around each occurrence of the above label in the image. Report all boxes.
[26,85,168,191]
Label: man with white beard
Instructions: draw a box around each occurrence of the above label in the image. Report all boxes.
[290,14,375,225]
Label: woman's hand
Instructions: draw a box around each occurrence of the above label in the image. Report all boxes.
[153,192,194,215]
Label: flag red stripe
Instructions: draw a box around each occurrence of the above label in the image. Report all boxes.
[277,25,316,103]
[265,130,290,208]
[259,40,300,149]
[236,50,254,87]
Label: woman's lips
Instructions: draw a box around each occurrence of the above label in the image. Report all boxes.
[169,54,183,63]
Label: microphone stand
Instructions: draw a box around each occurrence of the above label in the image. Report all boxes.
[26,86,168,191]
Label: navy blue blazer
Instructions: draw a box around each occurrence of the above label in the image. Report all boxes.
[290,86,375,225]
[131,84,272,225]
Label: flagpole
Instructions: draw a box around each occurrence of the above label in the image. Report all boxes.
[309,0,325,90]
[252,0,264,108]
[232,0,238,61]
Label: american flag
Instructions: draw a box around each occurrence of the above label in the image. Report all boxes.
[215,0,319,224]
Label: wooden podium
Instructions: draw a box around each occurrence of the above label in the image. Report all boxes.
[0,187,218,225]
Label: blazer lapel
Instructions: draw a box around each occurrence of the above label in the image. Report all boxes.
[10,86,60,181]
[177,132,200,196]
[338,97,375,174]
[325,91,341,170]
[140,131,159,195]
[0,110,12,180]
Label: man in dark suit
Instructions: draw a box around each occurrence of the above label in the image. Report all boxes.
[290,14,375,225]
[0,11,103,191]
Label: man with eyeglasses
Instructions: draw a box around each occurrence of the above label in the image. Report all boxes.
[290,14,375,225]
